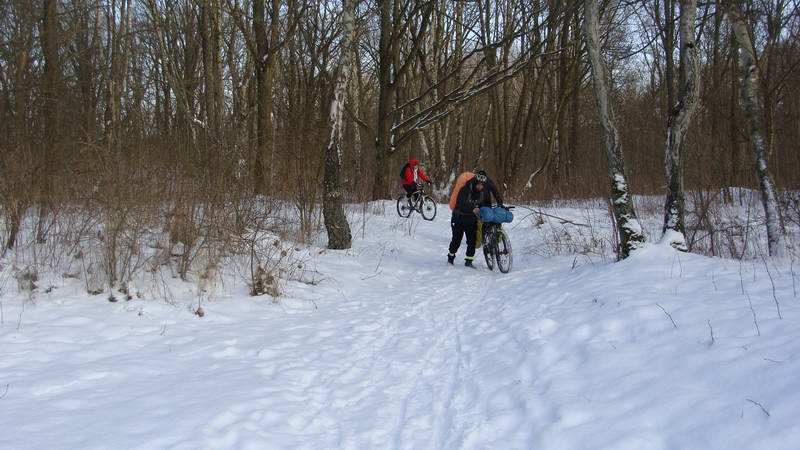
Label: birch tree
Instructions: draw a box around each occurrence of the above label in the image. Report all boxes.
[583,0,646,259]
[724,0,787,257]
[322,0,355,250]
[661,0,700,249]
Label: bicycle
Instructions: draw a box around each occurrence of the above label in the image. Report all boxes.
[396,185,437,221]
[482,206,514,273]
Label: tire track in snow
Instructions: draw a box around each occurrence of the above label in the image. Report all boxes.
[389,270,496,449]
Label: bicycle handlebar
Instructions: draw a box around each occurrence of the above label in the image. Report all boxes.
[492,204,514,210]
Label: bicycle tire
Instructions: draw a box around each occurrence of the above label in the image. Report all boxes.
[421,196,437,221]
[396,195,413,218]
[483,226,495,270]
[495,228,513,273]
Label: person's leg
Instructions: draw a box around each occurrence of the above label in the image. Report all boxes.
[411,183,422,202]
[403,184,416,198]
[449,220,465,260]
[464,222,478,265]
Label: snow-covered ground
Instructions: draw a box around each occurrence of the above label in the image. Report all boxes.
[2,201,800,449]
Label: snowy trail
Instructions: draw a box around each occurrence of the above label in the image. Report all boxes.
[2,202,800,449]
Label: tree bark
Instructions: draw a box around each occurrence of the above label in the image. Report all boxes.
[662,0,700,250]
[38,0,61,243]
[724,1,787,257]
[323,0,355,250]
[583,0,646,259]
[253,0,282,194]
[371,0,433,199]
[372,0,395,200]
[200,0,223,136]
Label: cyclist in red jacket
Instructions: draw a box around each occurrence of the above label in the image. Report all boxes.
[399,158,431,200]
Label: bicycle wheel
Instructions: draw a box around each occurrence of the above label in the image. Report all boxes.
[483,226,495,271]
[421,196,437,221]
[495,228,513,273]
[396,195,413,218]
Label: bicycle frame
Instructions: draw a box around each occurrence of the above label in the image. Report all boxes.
[396,186,437,221]
[481,206,513,272]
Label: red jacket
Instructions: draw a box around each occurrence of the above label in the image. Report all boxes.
[402,159,430,185]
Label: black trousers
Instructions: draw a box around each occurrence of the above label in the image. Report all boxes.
[449,219,477,258]
[403,183,420,198]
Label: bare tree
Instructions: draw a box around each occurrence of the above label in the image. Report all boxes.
[250,0,291,193]
[372,0,434,199]
[724,0,787,257]
[323,0,355,250]
[36,0,62,243]
[200,0,224,137]
[662,0,700,249]
[583,0,646,259]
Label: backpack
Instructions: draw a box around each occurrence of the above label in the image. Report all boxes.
[449,172,476,210]
[399,163,410,181]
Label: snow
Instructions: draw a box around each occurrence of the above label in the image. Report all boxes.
[620,212,644,237]
[612,173,630,205]
[2,201,800,449]
[660,228,688,250]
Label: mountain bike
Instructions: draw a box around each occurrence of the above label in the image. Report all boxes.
[396,185,437,221]
[482,206,514,273]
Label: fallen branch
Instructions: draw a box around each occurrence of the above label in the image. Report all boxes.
[361,269,383,281]
[514,205,591,227]
[761,255,782,319]
[707,319,715,346]
[656,303,678,328]
[744,290,761,336]
[746,398,771,417]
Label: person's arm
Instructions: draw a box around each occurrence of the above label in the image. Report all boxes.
[419,168,430,183]
[490,180,504,205]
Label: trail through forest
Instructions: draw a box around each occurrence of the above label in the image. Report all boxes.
[1,202,799,449]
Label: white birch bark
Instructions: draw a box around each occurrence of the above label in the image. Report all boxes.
[725,1,787,258]
[662,0,700,251]
[583,0,646,259]
[323,0,355,250]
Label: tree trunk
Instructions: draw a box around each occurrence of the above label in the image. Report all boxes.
[323,0,355,250]
[372,0,394,200]
[662,0,700,250]
[583,0,646,259]
[38,0,61,243]
[253,0,282,194]
[200,0,223,136]
[724,1,787,257]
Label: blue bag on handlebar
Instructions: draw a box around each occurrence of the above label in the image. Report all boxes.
[479,206,513,224]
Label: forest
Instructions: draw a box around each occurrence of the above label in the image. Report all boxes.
[3,2,800,448]
[0,0,799,281]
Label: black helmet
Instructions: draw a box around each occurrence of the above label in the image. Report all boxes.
[475,171,488,183]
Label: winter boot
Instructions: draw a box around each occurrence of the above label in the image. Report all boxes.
[447,253,455,265]
[465,258,476,268]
